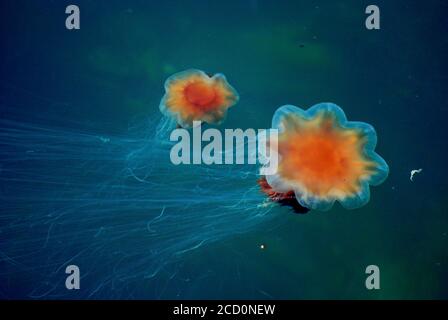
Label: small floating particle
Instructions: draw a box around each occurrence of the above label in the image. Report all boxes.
[410,168,422,182]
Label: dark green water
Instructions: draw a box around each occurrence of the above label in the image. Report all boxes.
[0,0,447,299]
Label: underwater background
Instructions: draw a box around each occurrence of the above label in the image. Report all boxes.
[0,0,447,299]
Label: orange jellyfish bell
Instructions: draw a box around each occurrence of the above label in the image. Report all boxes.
[159,69,239,128]
[261,103,389,211]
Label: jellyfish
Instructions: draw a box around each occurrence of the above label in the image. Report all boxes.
[259,103,389,211]
[159,69,239,128]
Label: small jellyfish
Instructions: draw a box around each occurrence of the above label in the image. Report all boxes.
[159,69,239,128]
[259,103,389,211]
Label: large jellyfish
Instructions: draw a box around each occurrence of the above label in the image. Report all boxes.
[259,103,389,211]
[159,69,239,128]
